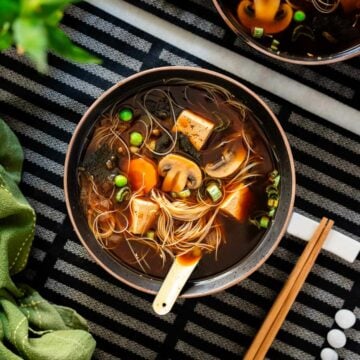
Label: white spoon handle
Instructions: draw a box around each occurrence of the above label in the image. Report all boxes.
[152,256,200,315]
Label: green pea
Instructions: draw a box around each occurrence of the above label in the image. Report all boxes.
[129,131,143,146]
[294,10,306,22]
[114,174,128,187]
[118,108,133,122]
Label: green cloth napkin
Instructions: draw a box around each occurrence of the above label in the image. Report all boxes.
[0,119,96,360]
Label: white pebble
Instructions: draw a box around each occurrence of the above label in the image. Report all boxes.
[335,309,356,329]
[327,329,346,349]
[320,348,338,360]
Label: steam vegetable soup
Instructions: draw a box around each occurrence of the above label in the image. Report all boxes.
[79,80,280,279]
[226,0,360,58]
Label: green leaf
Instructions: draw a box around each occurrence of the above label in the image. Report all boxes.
[48,27,101,64]
[0,0,20,25]
[20,0,79,17]
[0,32,13,51]
[45,10,64,26]
[13,18,48,72]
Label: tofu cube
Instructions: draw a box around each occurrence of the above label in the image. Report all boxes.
[129,198,159,234]
[220,185,252,222]
[173,110,214,150]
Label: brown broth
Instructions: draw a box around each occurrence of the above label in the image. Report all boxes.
[80,83,277,280]
[224,0,360,58]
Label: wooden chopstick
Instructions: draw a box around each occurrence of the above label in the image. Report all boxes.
[244,217,334,360]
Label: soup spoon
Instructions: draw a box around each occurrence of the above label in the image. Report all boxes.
[153,248,202,315]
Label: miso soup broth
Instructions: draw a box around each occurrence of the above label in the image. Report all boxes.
[79,80,280,279]
[224,0,360,58]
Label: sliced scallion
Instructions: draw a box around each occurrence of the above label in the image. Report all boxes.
[145,230,155,240]
[267,198,279,208]
[259,216,270,229]
[178,189,191,198]
[206,182,222,202]
[268,208,276,218]
[115,186,131,202]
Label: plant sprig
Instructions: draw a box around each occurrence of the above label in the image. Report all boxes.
[0,0,101,72]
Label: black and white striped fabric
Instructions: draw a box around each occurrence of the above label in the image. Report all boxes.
[1,1,359,359]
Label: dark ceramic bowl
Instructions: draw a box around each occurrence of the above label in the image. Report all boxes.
[64,67,295,297]
[213,0,360,65]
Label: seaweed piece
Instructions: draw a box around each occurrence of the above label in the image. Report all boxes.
[82,144,118,183]
[178,133,201,162]
[155,132,172,153]
[145,96,171,119]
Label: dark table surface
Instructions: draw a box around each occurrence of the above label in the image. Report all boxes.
[0,1,359,359]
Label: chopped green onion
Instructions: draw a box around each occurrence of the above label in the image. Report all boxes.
[273,175,280,188]
[115,187,131,202]
[114,174,128,187]
[260,216,270,229]
[178,189,191,198]
[145,230,155,240]
[129,131,143,146]
[268,208,276,218]
[118,108,133,122]
[267,198,279,208]
[206,182,222,202]
[252,27,264,38]
[269,170,278,180]
[171,189,191,199]
[270,39,280,51]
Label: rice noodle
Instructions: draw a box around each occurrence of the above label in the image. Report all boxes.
[80,79,265,271]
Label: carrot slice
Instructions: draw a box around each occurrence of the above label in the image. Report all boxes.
[128,158,158,194]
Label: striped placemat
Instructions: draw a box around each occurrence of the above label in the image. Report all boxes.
[1,1,359,359]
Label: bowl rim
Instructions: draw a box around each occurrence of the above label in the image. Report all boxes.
[64,66,296,297]
[212,0,360,65]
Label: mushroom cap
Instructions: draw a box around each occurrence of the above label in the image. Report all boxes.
[237,0,293,34]
[205,144,247,179]
[158,154,202,192]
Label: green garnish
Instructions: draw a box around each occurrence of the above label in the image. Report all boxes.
[114,174,128,187]
[129,131,143,146]
[171,189,191,199]
[119,108,133,122]
[249,169,280,228]
[178,189,191,198]
[145,230,155,240]
[115,187,131,202]
[268,208,276,218]
[294,10,306,23]
[259,216,270,229]
[206,182,222,202]
[252,27,264,38]
[270,39,280,51]
[267,198,279,208]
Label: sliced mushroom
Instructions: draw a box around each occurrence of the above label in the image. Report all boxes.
[205,143,246,179]
[237,0,293,34]
[158,154,202,192]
